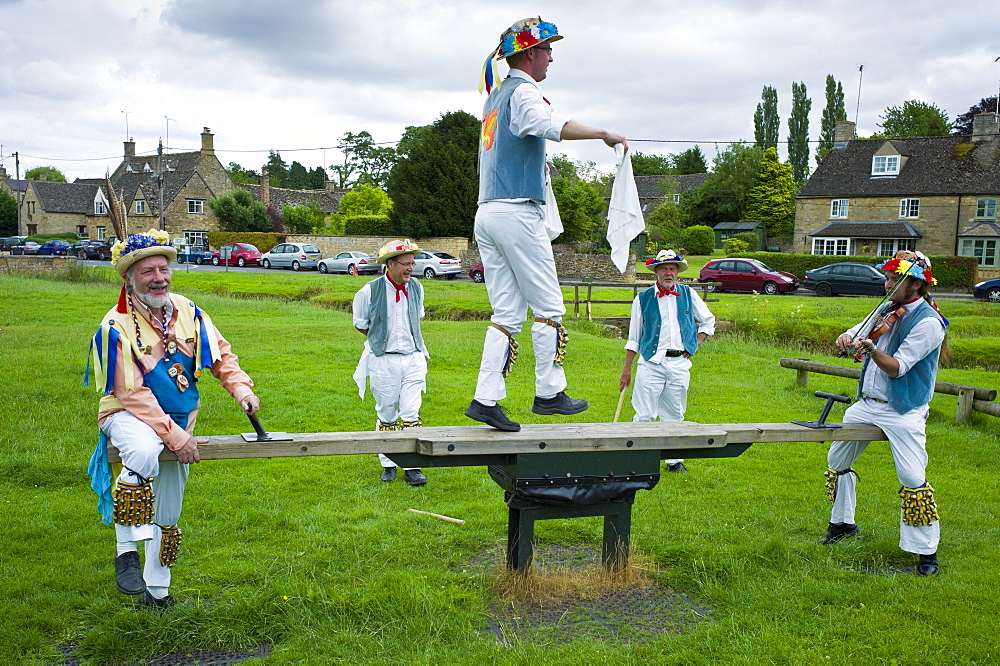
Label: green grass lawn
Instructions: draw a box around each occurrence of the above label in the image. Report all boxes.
[2,270,999,665]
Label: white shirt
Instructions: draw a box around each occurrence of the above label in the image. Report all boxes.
[624,285,716,364]
[506,68,571,141]
[352,277,424,355]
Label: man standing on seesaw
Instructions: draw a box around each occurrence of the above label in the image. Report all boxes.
[352,239,428,487]
[465,16,628,432]
[619,250,715,472]
[823,250,947,576]
[87,214,259,609]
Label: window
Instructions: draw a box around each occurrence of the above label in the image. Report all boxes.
[976,198,997,219]
[187,199,204,214]
[958,238,1000,267]
[872,155,900,176]
[812,238,848,255]
[184,231,208,248]
[97,226,106,241]
[830,199,849,218]
[95,200,106,215]
[898,198,920,218]
[672,194,680,204]
[879,238,916,256]
[135,199,145,215]
[77,225,86,235]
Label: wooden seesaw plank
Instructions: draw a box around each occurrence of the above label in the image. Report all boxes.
[106,421,886,463]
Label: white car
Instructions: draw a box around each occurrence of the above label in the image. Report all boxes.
[261,243,322,271]
[414,250,462,279]
[317,251,383,275]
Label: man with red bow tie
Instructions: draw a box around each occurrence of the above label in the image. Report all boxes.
[352,239,428,486]
[620,250,715,472]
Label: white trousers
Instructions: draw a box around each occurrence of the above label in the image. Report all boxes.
[474,201,567,401]
[369,352,426,469]
[632,356,691,465]
[101,410,189,596]
[827,397,939,554]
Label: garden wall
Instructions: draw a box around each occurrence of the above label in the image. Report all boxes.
[0,255,77,276]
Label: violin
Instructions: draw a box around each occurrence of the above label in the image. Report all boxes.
[838,303,907,362]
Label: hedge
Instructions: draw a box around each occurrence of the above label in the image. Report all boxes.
[206,232,283,253]
[730,252,978,290]
[344,215,394,236]
[27,232,79,242]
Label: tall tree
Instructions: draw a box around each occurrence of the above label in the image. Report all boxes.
[754,86,779,151]
[743,147,797,238]
[0,189,17,236]
[674,146,708,174]
[338,184,393,217]
[262,151,289,188]
[953,96,999,135]
[877,100,951,137]
[24,166,67,182]
[679,143,765,227]
[286,161,311,190]
[629,151,675,177]
[226,162,260,185]
[816,74,847,164]
[387,111,480,238]
[308,166,327,189]
[208,188,272,232]
[787,81,812,185]
[330,131,399,189]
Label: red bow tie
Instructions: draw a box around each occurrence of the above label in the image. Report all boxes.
[387,276,408,302]
[657,284,678,298]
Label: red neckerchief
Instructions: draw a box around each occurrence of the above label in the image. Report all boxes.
[657,283,678,298]
[386,274,408,302]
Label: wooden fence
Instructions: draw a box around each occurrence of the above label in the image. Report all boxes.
[563,280,720,319]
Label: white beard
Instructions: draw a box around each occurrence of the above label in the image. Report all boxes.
[137,291,171,310]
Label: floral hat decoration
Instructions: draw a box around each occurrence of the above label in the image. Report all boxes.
[104,173,176,276]
[645,249,689,273]
[876,250,936,285]
[377,239,420,264]
[479,17,563,94]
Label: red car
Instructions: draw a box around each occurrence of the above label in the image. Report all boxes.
[699,258,799,295]
[469,263,485,283]
[211,243,262,267]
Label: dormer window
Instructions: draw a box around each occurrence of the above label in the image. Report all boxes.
[143,163,153,172]
[872,155,900,176]
[135,199,146,215]
[95,200,107,215]
[125,164,134,173]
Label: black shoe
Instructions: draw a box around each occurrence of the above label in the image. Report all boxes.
[666,462,688,473]
[821,522,861,544]
[380,466,397,482]
[115,551,146,596]
[531,391,589,416]
[134,590,176,610]
[404,469,428,486]
[917,553,940,576]
[465,399,521,431]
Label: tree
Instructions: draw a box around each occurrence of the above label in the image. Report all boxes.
[877,100,951,137]
[387,111,480,238]
[0,189,17,237]
[287,161,311,190]
[645,179,682,251]
[308,166,327,189]
[262,151,289,188]
[787,81,812,185]
[330,131,399,189]
[743,147,797,238]
[551,177,605,243]
[754,86,779,151]
[630,151,674,177]
[208,188,272,232]
[674,146,708,174]
[282,199,325,233]
[226,162,260,185]
[338,184,393,216]
[681,225,715,255]
[25,166,66,182]
[679,143,764,228]
[816,74,847,164]
[954,96,998,136]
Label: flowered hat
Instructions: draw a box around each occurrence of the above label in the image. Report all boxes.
[111,229,176,275]
[377,239,420,264]
[645,249,689,273]
[876,250,936,285]
[479,17,562,94]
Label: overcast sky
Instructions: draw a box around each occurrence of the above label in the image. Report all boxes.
[2,0,999,184]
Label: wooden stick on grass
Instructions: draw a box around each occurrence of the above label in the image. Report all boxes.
[613,386,627,423]
[408,508,465,525]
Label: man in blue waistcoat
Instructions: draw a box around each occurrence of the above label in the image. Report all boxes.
[823,251,947,576]
[353,239,428,486]
[465,16,628,432]
[620,250,715,472]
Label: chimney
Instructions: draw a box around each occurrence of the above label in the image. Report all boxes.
[833,121,856,149]
[124,138,135,159]
[0,166,6,182]
[200,127,215,155]
[39,172,48,182]
[261,168,270,208]
[971,112,999,142]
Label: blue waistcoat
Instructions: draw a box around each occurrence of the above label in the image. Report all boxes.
[637,284,699,360]
[857,299,945,414]
[365,276,425,357]
[478,78,547,203]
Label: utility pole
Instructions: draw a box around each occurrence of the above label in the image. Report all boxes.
[157,139,165,231]
[855,64,864,125]
[14,151,21,235]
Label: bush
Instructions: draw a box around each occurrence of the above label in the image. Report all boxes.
[682,225,715,255]
[723,238,751,255]
[733,231,760,249]
[344,215,395,236]
[206,231,283,253]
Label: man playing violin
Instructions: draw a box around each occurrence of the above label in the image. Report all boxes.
[823,250,947,576]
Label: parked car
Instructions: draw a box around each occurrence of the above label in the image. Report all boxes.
[414,250,462,279]
[11,240,41,255]
[211,243,262,267]
[317,251,382,275]
[36,239,72,256]
[802,262,886,297]
[469,263,485,283]
[973,277,1000,303]
[176,246,214,264]
[261,243,322,271]
[1,236,27,252]
[70,239,112,260]
[699,258,799,294]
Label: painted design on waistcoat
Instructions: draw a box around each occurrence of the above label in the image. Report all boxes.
[482,109,498,151]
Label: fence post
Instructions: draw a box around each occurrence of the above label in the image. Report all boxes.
[574,285,579,317]
[956,388,975,424]
[796,357,810,387]
[586,284,593,321]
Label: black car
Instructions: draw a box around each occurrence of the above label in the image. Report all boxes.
[802,262,886,297]
[70,239,112,260]
[973,277,1000,303]
[1,236,27,252]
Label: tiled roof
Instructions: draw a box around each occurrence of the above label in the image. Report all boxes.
[238,183,342,213]
[31,181,102,214]
[108,151,206,213]
[809,221,923,238]
[799,136,1000,197]
[715,221,764,231]
[1,178,29,194]
[958,221,1000,237]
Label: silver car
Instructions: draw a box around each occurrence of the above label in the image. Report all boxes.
[414,250,462,279]
[261,243,322,271]
[318,251,383,275]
